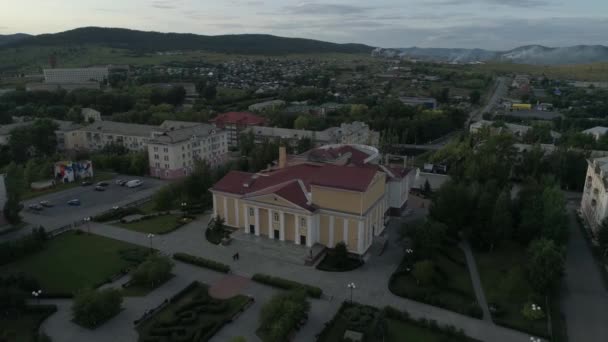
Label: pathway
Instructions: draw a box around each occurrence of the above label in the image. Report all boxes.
[461,240,493,323]
[560,208,608,342]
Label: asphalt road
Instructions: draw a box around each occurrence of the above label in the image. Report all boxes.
[467,76,509,126]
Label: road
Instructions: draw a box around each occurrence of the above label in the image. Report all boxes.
[467,76,509,126]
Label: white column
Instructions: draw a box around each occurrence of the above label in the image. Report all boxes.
[254,207,260,236]
[268,209,274,239]
[279,211,285,241]
[244,206,249,233]
[357,221,365,254]
[295,214,300,245]
[329,216,335,247]
[223,197,228,223]
[307,215,313,247]
[343,219,348,246]
[212,194,217,217]
[234,200,240,228]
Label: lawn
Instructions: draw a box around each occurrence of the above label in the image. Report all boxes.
[115,214,189,234]
[389,243,482,318]
[1,231,148,293]
[0,306,56,342]
[21,171,115,201]
[475,241,549,337]
[137,282,251,342]
[121,274,175,297]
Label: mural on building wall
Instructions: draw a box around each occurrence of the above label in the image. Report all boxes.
[55,160,94,183]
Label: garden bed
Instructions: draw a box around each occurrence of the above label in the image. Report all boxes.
[136,281,251,342]
[172,253,230,273]
[316,249,363,272]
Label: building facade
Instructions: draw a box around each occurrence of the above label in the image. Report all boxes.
[63,121,156,152]
[581,157,608,233]
[43,67,109,83]
[148,124,229,179]
[210,112,267,146]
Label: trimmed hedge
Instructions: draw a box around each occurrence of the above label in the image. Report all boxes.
[93,206,142,222]
[172,253,230,273]
[252,273,322,298]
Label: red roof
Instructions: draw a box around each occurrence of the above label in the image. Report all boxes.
[212,164,379,210]
[307,145,372,166]
[210,112,266,126]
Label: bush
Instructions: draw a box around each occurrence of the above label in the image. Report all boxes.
[172,253,230,273]
[259,289,310,342]
[93,207,142,222]
[251,273,322,298]
[131,254,174,288]
[0,227,47,266]
[72,288,123,329]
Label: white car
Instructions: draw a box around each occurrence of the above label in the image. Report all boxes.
[125,179,143,188]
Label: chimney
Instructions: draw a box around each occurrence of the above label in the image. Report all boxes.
[279,146,287,169]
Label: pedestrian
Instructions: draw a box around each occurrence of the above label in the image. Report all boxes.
[236,252,240,260]
[232,253,236,261]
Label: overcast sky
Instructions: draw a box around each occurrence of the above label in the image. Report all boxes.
[2,0,608,50]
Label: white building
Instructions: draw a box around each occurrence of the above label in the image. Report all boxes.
[82,108,102,122]
[582,126,608,141]
[64,121,156,152]
[581,157,608,233]
[148,123,229,179]
[43,67,109,84]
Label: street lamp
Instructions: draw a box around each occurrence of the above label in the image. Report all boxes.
[181,202,188,215]
[84,217,91,234]
[32,290,42,304]
[347,282,356,303]
[147,233,155,250]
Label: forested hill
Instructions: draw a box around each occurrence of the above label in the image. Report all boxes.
[0,33,31,46]
[3,27,373,54]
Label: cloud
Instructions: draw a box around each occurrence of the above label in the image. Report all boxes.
[284,3,372,16]
[433,0,549,7]
[150,0,182,10]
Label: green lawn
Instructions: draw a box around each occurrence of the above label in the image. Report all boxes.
[0,307,55,342]
[1,231,147,293]
[115,214,188,234]
[137,282,250,342]
[475,242,549,337]
[389,244,481,318]
[21,171,115,201]
[121,274,175,297]
[137,201,158,215]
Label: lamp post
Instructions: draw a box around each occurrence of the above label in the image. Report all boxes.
[84,217,91,234]
[147,233,155,250]
[32,290,42,304]
[347,282,356,303]
[181,202,188,216]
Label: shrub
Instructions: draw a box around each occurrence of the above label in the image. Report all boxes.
[251,273,322,298]
[72,288,123,329]
[172,253,230,273]
[131,254,174,288]
[93,207,141,222]
[259,289,310,342]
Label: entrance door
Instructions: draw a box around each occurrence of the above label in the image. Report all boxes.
[249,225,255,234]
[274,230,280,239]
[300,235,307,245]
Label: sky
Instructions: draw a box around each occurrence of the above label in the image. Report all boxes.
[2,0,608,50]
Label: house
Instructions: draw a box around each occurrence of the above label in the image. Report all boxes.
[399,97,438,110]
[582,127,608,141]
[581,156,608,233]
[148,123,228,179]
[210,112,267,147]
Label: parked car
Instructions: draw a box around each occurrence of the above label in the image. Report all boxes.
[94,185,106,192]
[67,199,81,206]
[97,181,109,187]
[39,200,53,207]
[28,204,43,211]
[115,179,127,186]
[81,180,93,186]
[126,179,143,188]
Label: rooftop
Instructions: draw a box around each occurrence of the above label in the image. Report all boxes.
[151,123,219,144]
[79,121,157,137]
[210,112,266,126]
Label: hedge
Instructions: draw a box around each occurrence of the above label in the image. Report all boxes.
[252,273,322,298]
[93,207,142,222]
[172,253,230,273]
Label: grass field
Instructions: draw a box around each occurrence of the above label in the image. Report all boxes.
[475,241,549,337]
[1,231,147,293]
[474,62,608,81]
[115,214,186,234]
[21,171,115,201]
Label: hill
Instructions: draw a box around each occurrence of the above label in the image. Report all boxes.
[373,45,608,65]
[4,27,373,54]
[0,33,31,46]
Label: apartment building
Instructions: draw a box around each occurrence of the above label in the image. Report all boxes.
[148,123,229,179]
[63,121,156,152]
[43,67,109,83]
[210,112,267,146]
[581,156,608,233]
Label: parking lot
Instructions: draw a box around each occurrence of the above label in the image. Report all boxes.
[21,175,167,230]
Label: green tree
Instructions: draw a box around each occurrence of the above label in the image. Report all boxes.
[408,220,446,259]
[489,189,513,250]
[260,289,310,342]
[294,115,310,130]
[413,260,435,286]
[130,254,174,288]
[469,90,481,105]
[541,185,568,244]
[72,288,123,328]
[527,238,565,294]
[429,181,473,236]
[3,163,24,224]
[153,185,175,211]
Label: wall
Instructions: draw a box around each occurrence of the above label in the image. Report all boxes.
[311,186,362,215]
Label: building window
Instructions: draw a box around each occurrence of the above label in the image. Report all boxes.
[164,156,169,161]
[249,208,254,216]
[154,154,159,160]
[154,146,158,152]
[300,217,306,227]
[274,213,279,221]
[163,147,168,153]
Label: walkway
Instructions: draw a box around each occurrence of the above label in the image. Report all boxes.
[560,208,608,342]
[461,240,493,323]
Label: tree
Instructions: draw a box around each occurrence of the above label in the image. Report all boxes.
[469,90,481,105]
[412,260,435,286]
[408,220,446,259]
[130,254,174,288]
[203,84,217,100]
[72,288,123,328]
[540,185,568,244]
[209,216,226,233]
[527,238,565,293]
[294,115,310,130]
[429,181,473,236]
[489,189,513,250]
[260,289,310,342]
[423,179,432,194]
[3,163,23,224]
[153,185,175,211]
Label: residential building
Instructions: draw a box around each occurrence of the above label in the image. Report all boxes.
[399,97,438,110]
[512,75,531,89]
[148,123,229,179]
[582,126,608,141]
[43,67,109,83]
[581,156,608,233]
[63,121,156,152]
[210,112,267,146]
[469,120,561,140]
[248,100,286,112]
[81,108,102,122]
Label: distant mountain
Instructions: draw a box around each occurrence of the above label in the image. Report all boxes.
[373,45,608,65]
[0,33,31,46]
[3,27,373,54]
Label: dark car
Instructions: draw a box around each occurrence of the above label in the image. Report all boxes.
[97,181,109,187]
[39,200,53,207]
[67,199,81,206]
[116,179,128,186]
[94,185,106,192]
[28,204,43,211]
[81,180,93,186]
